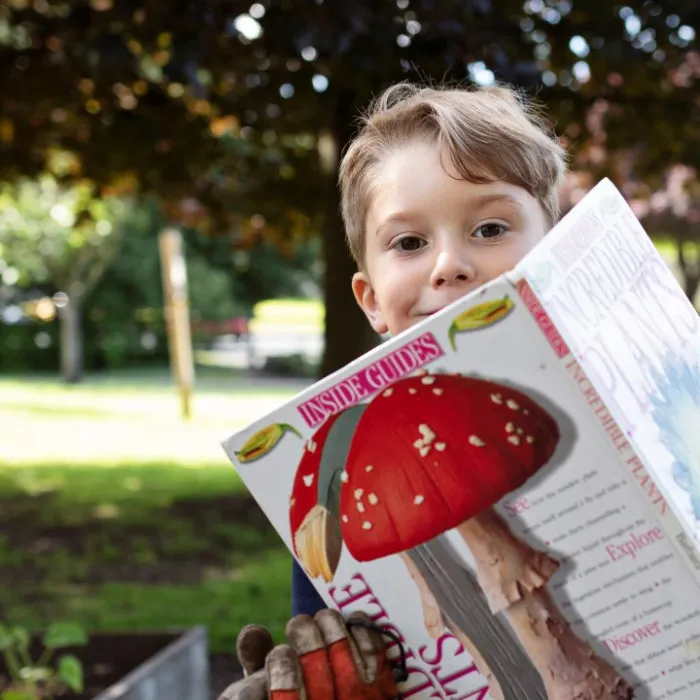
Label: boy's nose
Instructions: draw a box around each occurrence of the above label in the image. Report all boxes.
[430,249,474,288]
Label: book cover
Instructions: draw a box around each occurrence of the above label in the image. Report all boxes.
[221,181,700,700]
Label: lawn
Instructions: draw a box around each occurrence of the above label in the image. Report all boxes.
[0,368,310,653]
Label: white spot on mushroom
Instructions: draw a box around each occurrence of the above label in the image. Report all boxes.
[354,488,364,500]
[302,474,314,487]
[419,446,431,457]
[526,435,535,444]
[490,393,503,404]
[306,439,317,453]
[433,388,444,396]
[421,375,436,385]
[506,422,515,433]
[362,521,373,530]
[435,442,446,451]
[469,435,486,447]
[414,495,425,505]
[517,427,524,435]
[341,471,349,483]
[357,502,366,513]
[365,465,373,473]
[507,435,521,446]
[383,388,394,397]
[507,399,519,410]
[419,424,436,443]
[368,493,379,505]
[409,388,417,395]
[413,438,424,450]
[342,515,349,523]
[523,409,530,415]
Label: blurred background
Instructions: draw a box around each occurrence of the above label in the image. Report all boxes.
[0,0,698,695]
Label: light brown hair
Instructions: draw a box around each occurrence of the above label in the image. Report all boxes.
[338,82,568,268]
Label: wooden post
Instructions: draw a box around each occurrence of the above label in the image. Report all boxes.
[159,228,194,420]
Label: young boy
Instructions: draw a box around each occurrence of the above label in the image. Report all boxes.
[218,80,568,700]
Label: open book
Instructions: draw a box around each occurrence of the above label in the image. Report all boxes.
[221,179,700,700]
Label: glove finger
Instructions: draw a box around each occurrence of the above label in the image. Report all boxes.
[346,612,400,700]
[315,609,375,700]
[285,614,335,700]
[346,611,379,683]
[236,624,275,677]
[216,668,267,700]
[267,644,305,700]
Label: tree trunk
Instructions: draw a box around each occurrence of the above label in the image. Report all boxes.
[319,90,379,379]
[59,288,83,384]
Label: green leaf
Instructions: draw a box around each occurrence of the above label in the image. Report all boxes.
[0,623,14,651]
[0,690,39,700]
[58,655,84,693]
[43,623,87,650]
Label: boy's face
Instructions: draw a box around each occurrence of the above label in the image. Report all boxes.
[352,140,549,336]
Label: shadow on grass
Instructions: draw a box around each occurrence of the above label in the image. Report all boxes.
[0,461,294,651]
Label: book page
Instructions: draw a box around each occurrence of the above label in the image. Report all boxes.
[223,276,700,699]
[518,179,700,574]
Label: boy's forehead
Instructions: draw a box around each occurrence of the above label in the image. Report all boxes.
[366,144,542,234]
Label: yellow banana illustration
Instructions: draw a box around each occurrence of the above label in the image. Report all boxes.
[235,422,302,463]
[448,295,515,350]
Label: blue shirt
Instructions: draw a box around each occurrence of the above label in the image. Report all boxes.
[291,558,327,616]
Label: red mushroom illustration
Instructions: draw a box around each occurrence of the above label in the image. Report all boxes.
[339,373,634,700]
[288,401,546,698]
[339,374,560,559]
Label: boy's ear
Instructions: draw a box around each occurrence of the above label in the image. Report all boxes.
[352,271,388,335]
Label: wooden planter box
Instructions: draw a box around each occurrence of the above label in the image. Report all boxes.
[1,628,209,700]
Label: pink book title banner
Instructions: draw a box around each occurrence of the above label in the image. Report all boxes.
[297,332,444,428]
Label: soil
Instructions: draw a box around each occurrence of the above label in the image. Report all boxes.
[0,633,245,699]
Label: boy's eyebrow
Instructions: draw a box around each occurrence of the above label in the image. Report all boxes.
[472,193,525,210]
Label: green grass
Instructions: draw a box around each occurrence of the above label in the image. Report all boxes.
[0,368,310,651]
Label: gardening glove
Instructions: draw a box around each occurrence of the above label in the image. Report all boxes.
[217,609,403,700]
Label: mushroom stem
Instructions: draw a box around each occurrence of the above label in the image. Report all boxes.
[454,509,634,699]
[456,507,560,613]
[504,588,635,700]
[408,539,547,699]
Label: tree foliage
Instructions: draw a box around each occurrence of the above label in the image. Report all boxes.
[0,174,125,292]
[0,174,128,380]
[1,0,698,374]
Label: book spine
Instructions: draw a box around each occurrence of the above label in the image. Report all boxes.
[516,277,700,588]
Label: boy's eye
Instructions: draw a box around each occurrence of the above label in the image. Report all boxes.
[473,223,508,239]
[394,236,425,252]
